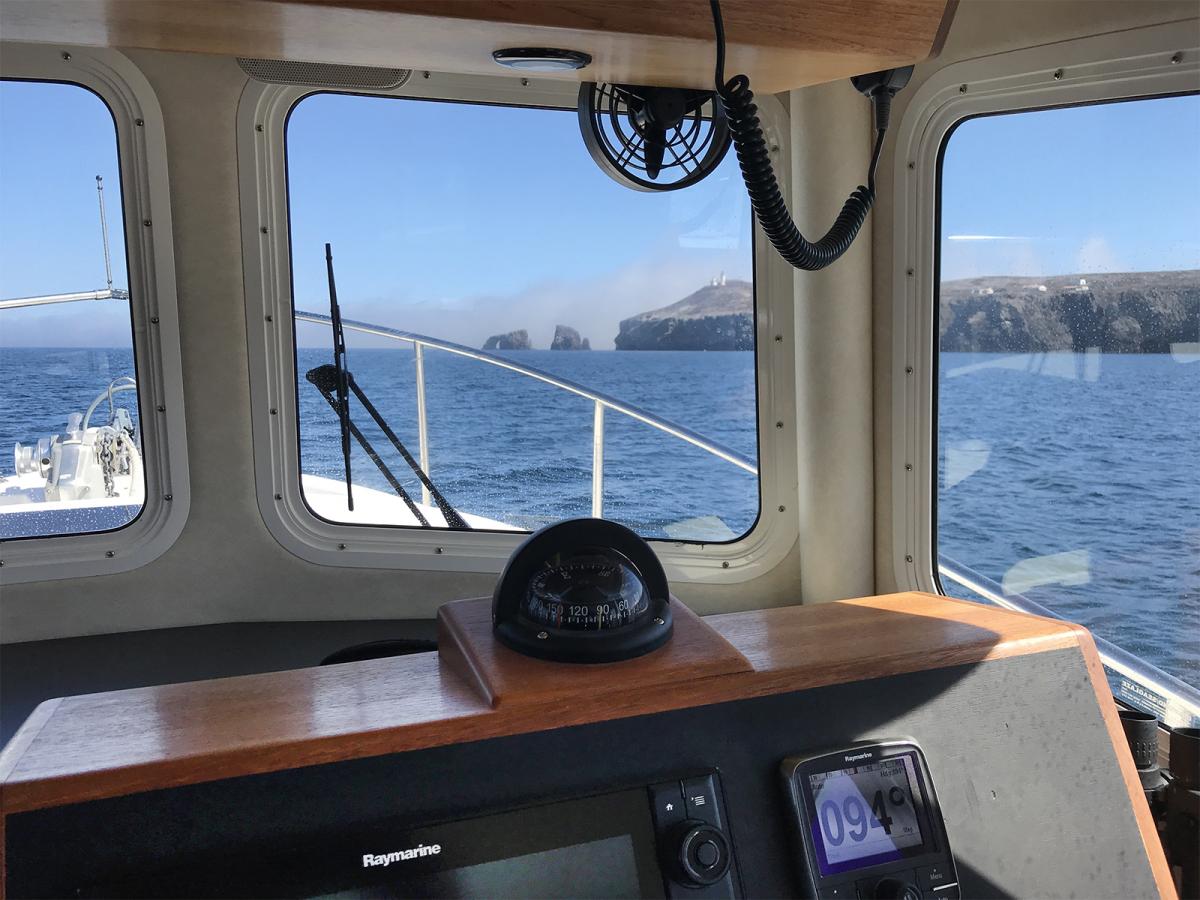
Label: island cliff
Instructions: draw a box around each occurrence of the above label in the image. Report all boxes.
[940,270,1198,353]
[609,271,1196,353]
[615,279,752,351]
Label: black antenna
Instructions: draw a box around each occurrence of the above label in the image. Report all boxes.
[326,242,354,511]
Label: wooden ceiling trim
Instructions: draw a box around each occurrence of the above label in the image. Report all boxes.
[0,0,955,93]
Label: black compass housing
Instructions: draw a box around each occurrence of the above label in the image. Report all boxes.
[493,518,674,664]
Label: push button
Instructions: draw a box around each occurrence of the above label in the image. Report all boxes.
[916,863,957,892]
[649,781,686,831]
[682,774,721,826]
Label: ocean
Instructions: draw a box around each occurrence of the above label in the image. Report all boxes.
[296,347,760,540]
[937,351,1199,686]
[0,346,1195,686]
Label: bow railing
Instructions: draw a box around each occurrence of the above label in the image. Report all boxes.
[295,311,758,512]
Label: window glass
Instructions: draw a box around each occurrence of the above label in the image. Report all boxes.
[0,80,143,539]
[286,93,757,541]
[936,95,1200,700]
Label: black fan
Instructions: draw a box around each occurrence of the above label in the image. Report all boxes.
[578,83,731,192]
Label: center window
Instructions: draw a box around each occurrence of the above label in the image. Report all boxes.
[285,93,758,542]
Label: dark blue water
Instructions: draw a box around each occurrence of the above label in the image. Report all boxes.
[938,352,1199,685]
[296,348,760,540]
[0,349,141,448]
[1,347,1195,687]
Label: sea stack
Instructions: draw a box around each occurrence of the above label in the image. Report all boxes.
[550,325,591,350]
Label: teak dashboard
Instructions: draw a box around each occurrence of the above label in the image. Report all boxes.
[0,593,1174,898]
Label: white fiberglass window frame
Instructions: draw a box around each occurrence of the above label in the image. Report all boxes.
[890,21,1199,596]
[0,44,189,584]
[239,71,798,581]
[890,23,1200,724]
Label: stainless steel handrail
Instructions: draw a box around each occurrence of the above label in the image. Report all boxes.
[0,288,130,311]
[939,553,1200,727]
[295,311,759,519]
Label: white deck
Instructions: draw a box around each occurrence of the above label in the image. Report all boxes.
[301,474,518,531]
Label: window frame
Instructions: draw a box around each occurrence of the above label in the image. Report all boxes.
[889,21,1200,598]
[0,44,189,583]
[239,71,798,581]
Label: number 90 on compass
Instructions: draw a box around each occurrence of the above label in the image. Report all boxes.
[524,553,650,630]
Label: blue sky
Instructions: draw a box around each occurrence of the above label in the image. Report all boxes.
[0,81,131,347]
[940,93,1200,280]
[1,81,1197,347]
[285,93,752,349]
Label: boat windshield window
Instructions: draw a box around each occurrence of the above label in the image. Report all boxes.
[934,94,1200,717]
[285,92,759,542]
[0,80,145,540]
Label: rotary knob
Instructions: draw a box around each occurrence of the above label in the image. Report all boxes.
[670,821,731,886]
[871,878,923,900]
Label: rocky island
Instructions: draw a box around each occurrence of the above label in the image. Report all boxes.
[940,270,1199,353]
[482,330,532,351]
[615,278,753,351]
[550,325,590,350]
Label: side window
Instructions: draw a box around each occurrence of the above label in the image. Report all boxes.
[284,93,758,543]
[935,95,1199,703]
[0,79,143,540]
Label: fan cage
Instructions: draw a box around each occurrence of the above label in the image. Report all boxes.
[582,83,731,191]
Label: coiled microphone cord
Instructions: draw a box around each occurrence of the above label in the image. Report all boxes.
[710,0,889,271]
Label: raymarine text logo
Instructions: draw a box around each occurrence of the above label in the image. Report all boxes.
[362,844,442,868]
[844,752,874,763]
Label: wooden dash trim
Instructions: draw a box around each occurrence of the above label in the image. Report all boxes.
[438,596,751,708]
[0,595,1089,815]
[0,698,60,788]
[0,697,61,900]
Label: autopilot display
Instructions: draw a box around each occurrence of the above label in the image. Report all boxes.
[783,741,960,900]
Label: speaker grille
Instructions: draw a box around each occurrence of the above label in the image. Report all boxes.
[237,58,412,90]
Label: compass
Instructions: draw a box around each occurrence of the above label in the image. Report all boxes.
[492,518,673,663]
